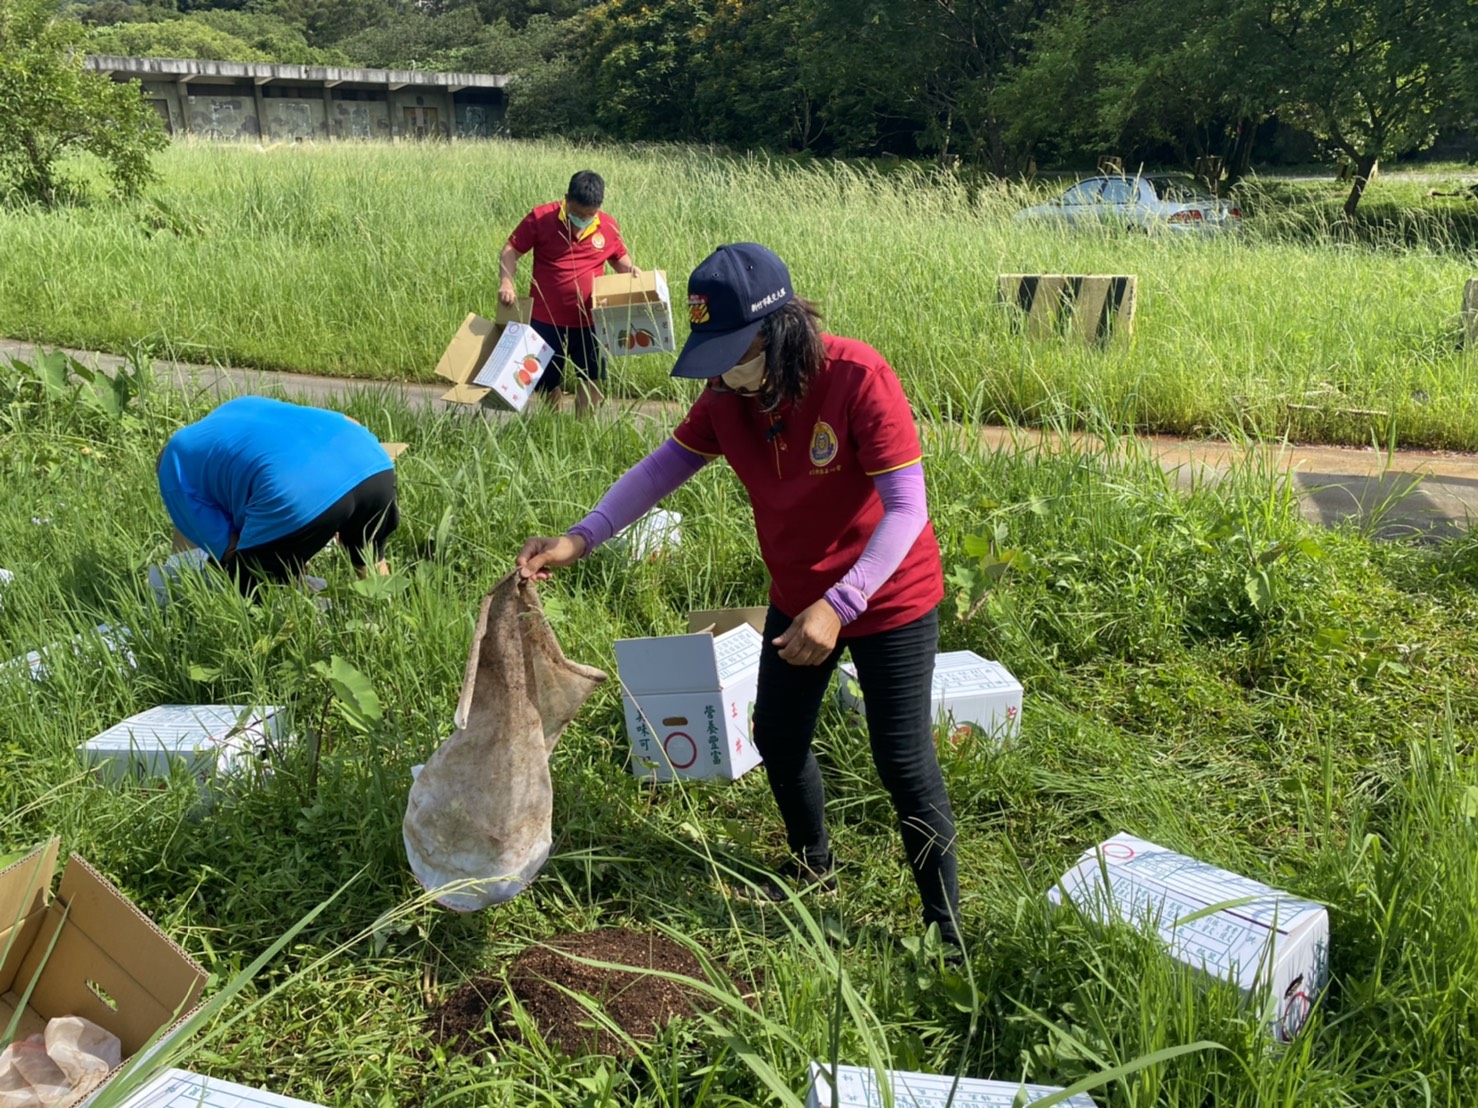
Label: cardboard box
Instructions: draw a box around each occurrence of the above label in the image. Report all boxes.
[148,548,214,609]
[1048,833,1329,1041]
[591,270,677,357]
[0,840,207,1105]
[612,509,682,561]
[115,1067,325,1107]
[79,705,283,793]
[805,1062,1096,1108]
[837,651,1022,745]
[434,301,554,412]
[3,624,134,684]
[613,610,765,780]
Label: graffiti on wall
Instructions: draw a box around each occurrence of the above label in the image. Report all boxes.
[269,100,321,142]
[189,97,260,140]
[332,102,391,139]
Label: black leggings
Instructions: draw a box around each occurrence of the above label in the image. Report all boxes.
[229,469,399,593]
[749,605,961,943]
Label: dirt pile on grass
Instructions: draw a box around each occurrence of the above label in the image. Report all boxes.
[426,928,728,1058]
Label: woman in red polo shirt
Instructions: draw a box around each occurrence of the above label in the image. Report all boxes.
[517,243,960,949]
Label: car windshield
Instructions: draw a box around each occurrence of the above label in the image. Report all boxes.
[1146,176,1212,202]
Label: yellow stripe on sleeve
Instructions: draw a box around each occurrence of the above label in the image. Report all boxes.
[865,456,923,477]
[672,435,720,460]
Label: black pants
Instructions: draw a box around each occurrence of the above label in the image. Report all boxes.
[749,605,961,943]
[229,469,399,593]
[530,318,606,392]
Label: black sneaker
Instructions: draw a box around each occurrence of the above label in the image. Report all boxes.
[736,854,838,903]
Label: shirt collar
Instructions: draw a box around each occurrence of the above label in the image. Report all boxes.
[559,199,601,242]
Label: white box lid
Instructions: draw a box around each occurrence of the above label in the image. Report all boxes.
[82,705,281,754]
[807,1063,1095,1108]
[113,1068,325,1107]
[615,623,762,696]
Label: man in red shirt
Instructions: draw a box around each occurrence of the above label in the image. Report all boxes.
[498,170,637,416]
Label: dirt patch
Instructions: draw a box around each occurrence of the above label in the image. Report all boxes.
[425,928,729,1058]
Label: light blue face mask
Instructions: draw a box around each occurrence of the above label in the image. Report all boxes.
[567,210,594,230]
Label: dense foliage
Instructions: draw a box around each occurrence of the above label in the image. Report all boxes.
[53,0,1478,213]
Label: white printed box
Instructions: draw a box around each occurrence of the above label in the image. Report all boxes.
[111,1067,324,1107]
[805,1062,1096,1108]
[2,623,134,683]
[471,321,555,411]
[591,269,677,357]
[614,615,763,781]
[1048,833,1329,1041]
[79,704,283,792]
[611,509,682,561]
[838,651,1022,746]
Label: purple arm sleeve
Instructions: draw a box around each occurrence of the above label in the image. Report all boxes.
[568,438,708,553]
[823,463,929,625]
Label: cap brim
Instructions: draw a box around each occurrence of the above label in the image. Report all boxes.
[670,320,764,379]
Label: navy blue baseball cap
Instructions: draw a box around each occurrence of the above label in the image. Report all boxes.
[671,243,794,379]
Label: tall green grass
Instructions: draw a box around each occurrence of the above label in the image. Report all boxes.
[1,365,1477,1103]
[1,141,1476,447]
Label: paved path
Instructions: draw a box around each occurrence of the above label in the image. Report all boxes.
[6,338,1476,541]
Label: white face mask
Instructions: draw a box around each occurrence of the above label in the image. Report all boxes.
[720,350,766,393]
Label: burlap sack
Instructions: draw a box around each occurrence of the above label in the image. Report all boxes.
[403,573,606,910]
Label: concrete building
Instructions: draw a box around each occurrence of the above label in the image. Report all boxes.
[85,55,510,141]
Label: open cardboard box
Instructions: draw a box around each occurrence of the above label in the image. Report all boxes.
[590,270,676,357]
[0,840,207,1105]
[1048,833,1329,1041]
[613,609,767,781]
[434,299,554,412]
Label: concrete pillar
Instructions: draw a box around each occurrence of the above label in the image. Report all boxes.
[323,84,334,139]
[252,79,269,142]
[175,77,192,135]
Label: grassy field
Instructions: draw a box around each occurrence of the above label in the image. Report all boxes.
[1,141,1477,448]
[2,357,1478,1104]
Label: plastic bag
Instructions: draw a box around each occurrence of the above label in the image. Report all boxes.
[0,1016,121,1107]
[403,573,606,910]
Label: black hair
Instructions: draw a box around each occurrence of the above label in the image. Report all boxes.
[756,298,826,411]
[566,170,605,208]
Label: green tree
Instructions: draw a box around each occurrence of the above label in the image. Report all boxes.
[996,0,1280,187]
[694,0,820,151]
[1269,0,1466,216]
[0,0,166,204]
[584,0,706,141]
[802,0,1050,170]
[86,16,270,59]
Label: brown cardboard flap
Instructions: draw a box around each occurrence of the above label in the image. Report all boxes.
[434,313,498,386]
[592,270,666,309]
[435,300,535,391]
[0,839,58,995]
[15,857,206,1055]
[687,608,768,636]
[0,992,48,1040]
[496,298,533,326]
[441,382,493,407]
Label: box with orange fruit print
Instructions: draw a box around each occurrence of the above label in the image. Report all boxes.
[591,269,677,358]
[434,299,555,413]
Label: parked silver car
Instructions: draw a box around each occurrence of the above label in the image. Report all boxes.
[1014,174,1243,234]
